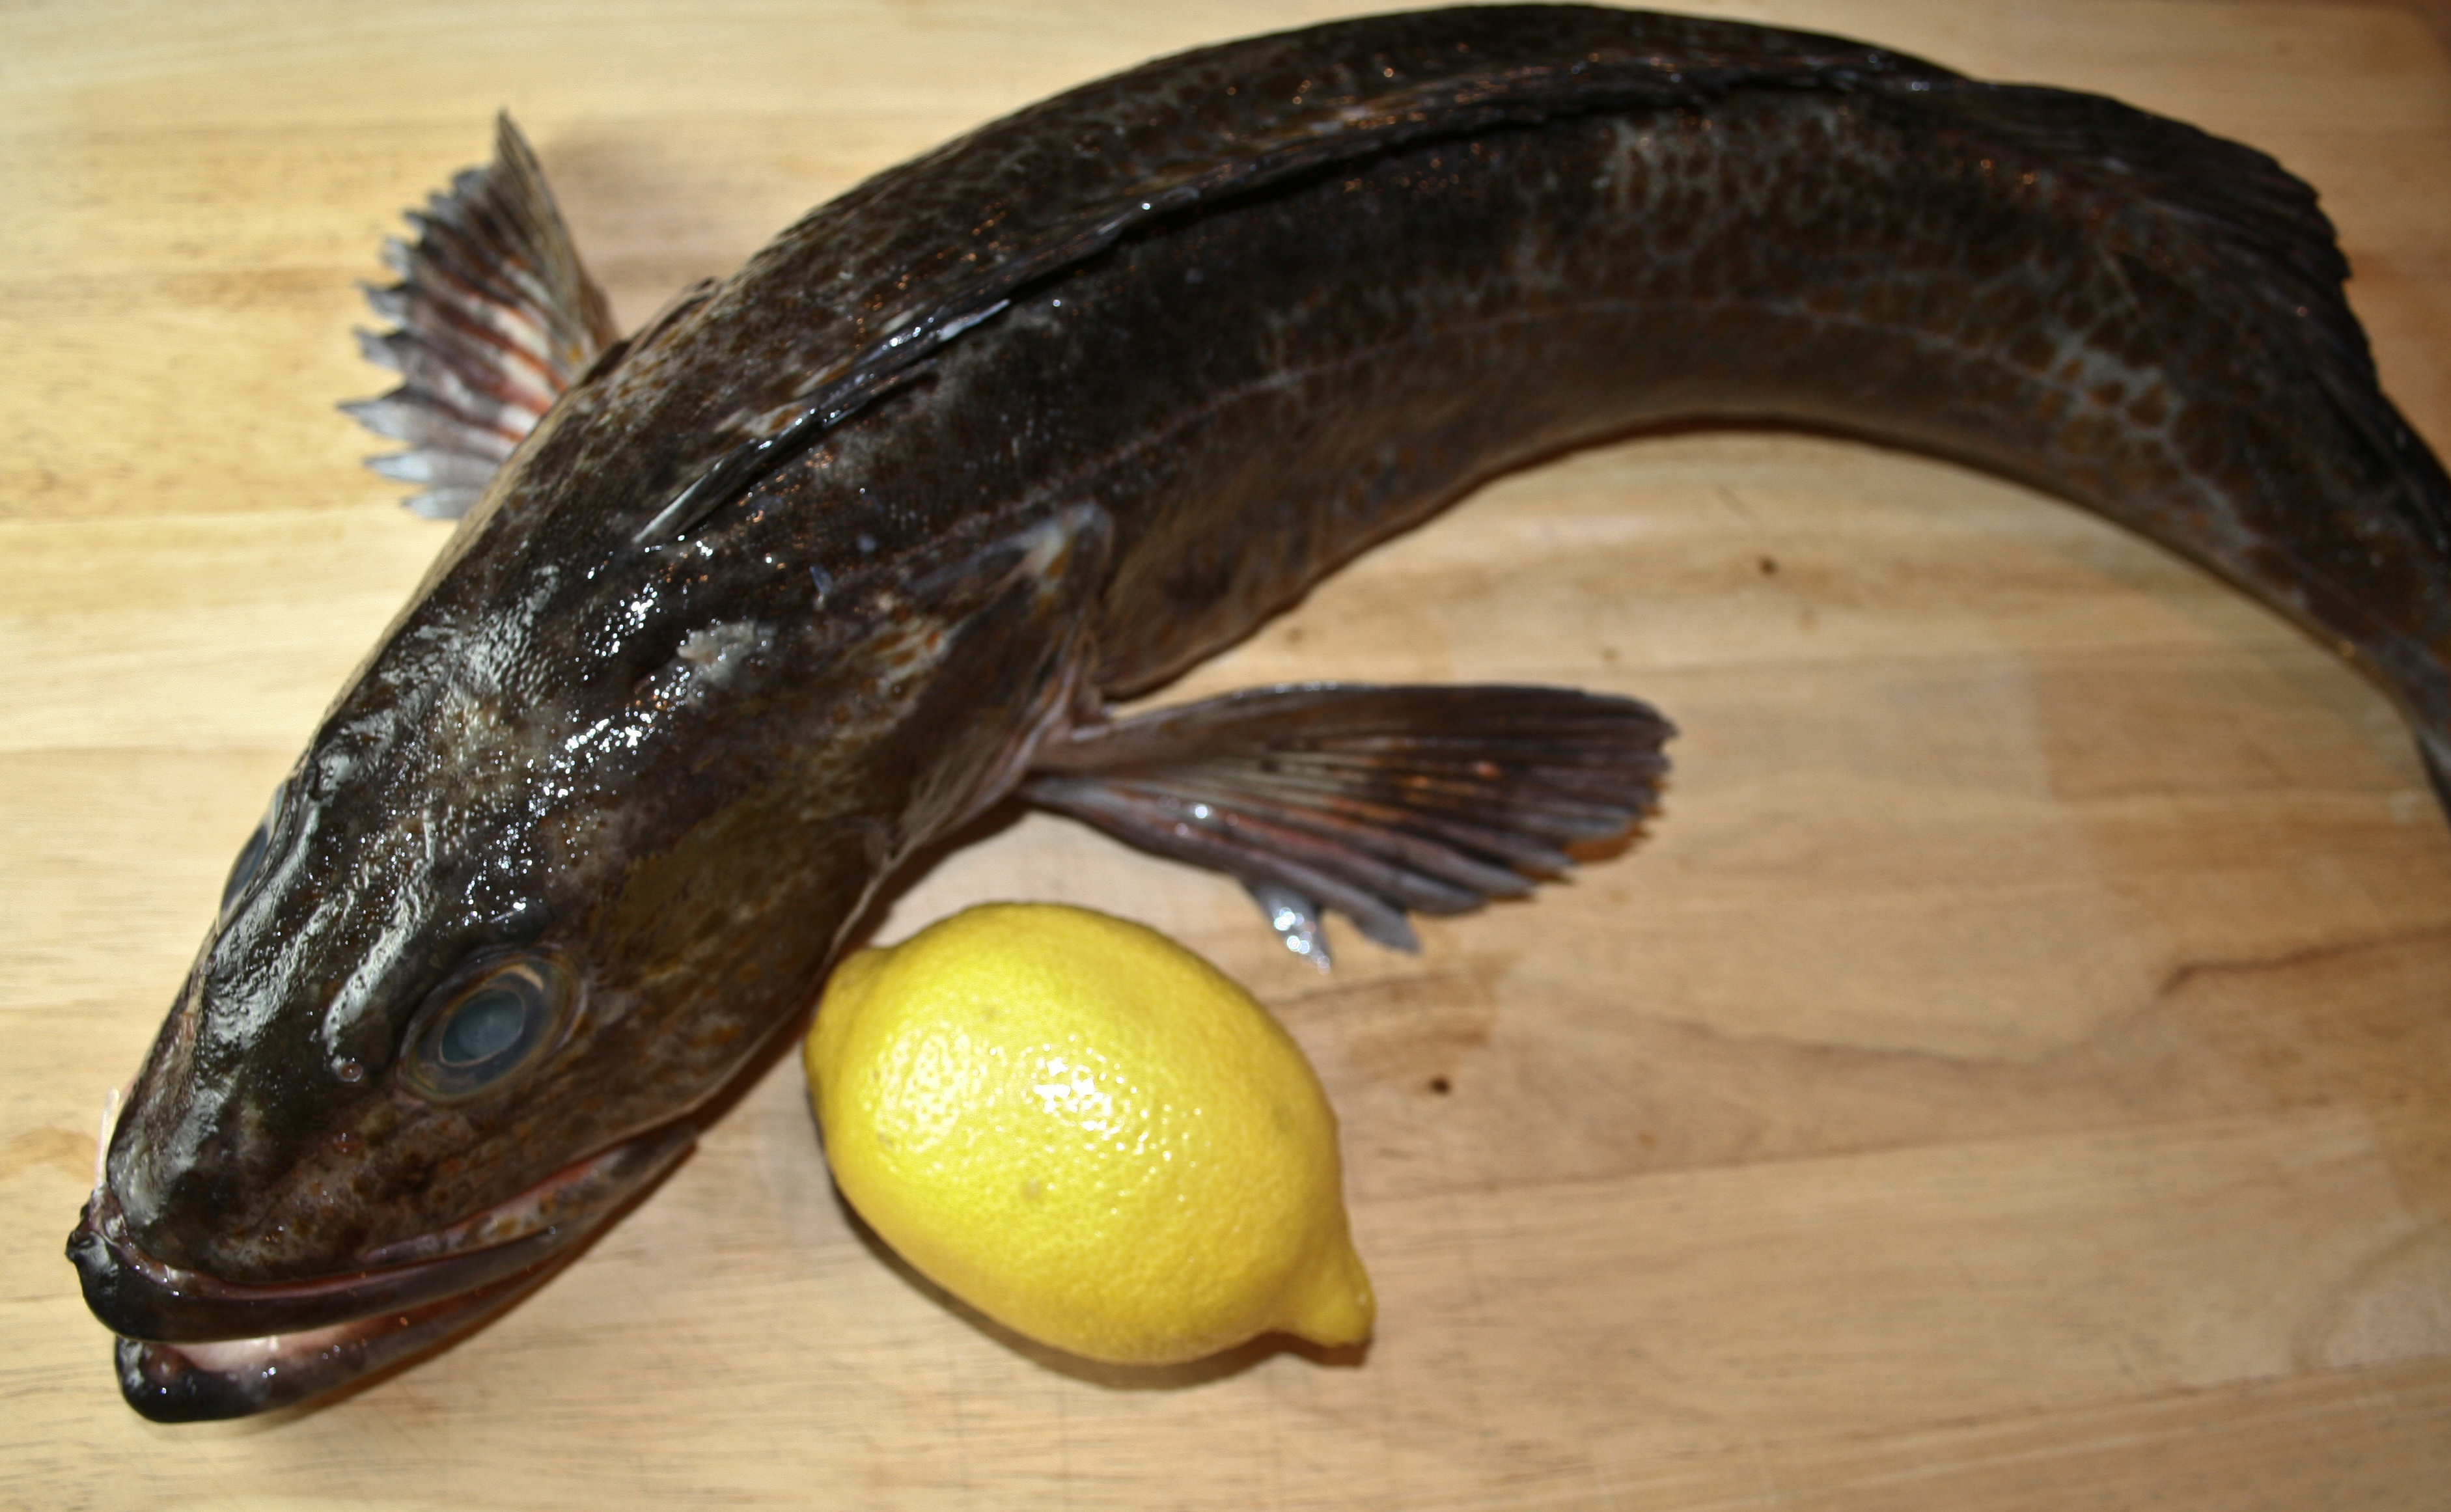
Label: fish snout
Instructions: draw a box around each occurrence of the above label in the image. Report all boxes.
[67,1121,695,1346]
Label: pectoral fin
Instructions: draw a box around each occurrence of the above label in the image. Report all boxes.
[341,114,620,519]
[1021,683,1673,965]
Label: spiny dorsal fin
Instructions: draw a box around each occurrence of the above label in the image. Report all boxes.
[342,113,620,519]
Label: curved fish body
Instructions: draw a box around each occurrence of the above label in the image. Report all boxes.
[68,5,2451,1420]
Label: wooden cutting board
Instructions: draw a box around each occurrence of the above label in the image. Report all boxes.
[6,2,2450,1505]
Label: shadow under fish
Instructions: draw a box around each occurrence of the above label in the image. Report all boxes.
[68,4,2451,1420]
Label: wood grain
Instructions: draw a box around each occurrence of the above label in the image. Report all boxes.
[5,2,2450,1506]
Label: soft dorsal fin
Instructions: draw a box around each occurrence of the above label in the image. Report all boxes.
[341,114,620,519]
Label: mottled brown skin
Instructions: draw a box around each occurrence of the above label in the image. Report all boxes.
[71,6,2451,1416]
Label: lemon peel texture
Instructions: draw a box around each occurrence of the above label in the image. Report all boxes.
[806,902,1372,1364]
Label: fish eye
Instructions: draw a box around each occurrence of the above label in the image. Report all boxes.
[402,955,576,1102]
[218,779,290,919]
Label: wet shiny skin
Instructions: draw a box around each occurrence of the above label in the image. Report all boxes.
[73,5,2451,1417]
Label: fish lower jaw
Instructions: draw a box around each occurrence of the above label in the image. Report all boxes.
[74,1121,697,1418]
[115,1261,559,1422]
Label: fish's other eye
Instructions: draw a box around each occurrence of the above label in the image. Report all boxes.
[403,955,576,1102]
[219,779,290,918]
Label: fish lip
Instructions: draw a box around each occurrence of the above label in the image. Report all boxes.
[70,1121,695,1347]
[112,1258,562,1422]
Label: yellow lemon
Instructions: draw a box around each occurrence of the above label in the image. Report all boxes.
[805,902,1373,1364]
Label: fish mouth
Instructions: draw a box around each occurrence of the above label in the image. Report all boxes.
[68,1122,695,1421]
[109,1261,561,1422]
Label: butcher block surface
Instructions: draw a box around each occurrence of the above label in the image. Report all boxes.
[6,1,2451,1506]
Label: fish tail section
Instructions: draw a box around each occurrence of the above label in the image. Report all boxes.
[2420,732,2451,823]
[341,114,620,519]
[1891,78,2451,563]
[1021,683,1672,961]
[1851,77,2451,783]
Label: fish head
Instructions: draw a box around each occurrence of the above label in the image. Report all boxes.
[69,391,1109,1415]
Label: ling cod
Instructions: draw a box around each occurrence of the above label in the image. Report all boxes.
[69,5,2451,1420]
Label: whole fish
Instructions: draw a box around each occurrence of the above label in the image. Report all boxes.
[68,5,2451,1420]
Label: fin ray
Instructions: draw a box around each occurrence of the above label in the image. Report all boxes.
[1023,683,1673,954]
[344,114,619,519]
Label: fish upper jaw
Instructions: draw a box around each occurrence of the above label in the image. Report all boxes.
[68,1120,695,1412]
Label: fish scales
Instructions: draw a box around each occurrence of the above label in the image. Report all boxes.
[68,5,2451,1419]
